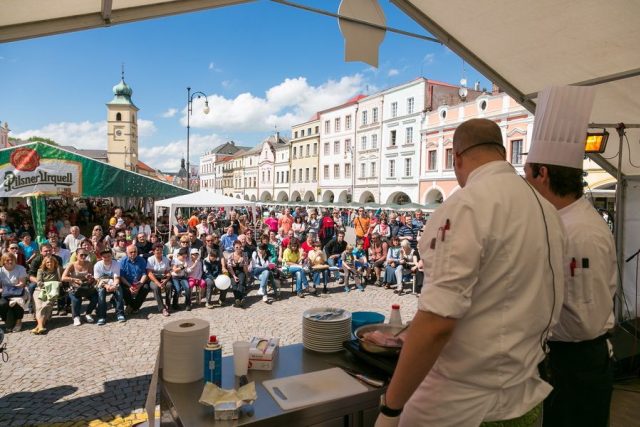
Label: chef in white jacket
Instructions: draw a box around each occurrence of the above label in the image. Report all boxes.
[524,86,616,427]
[376,118,566,427]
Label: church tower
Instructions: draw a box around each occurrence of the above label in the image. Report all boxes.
[106,70,138,171]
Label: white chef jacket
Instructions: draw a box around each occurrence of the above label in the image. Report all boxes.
[400,161,566,427]
[551,197,617,342]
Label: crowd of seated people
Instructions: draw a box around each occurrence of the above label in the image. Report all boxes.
[0,201,427,334]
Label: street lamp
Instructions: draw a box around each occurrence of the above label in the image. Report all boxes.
[186,87,210,191]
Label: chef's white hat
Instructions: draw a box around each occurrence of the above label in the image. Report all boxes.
[527,86,596,169]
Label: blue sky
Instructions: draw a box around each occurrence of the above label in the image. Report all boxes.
[0,1,492,171]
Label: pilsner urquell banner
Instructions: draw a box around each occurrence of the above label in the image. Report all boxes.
[0,142,188,198]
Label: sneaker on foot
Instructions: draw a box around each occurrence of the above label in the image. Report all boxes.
[162,308,170,317]
[205,303,214,309]
[297,291,305,298]
[97,318,106,325]
[117,315,126,323]
[185,305,192,311]
[338,278,344,285]
[344,287,351,293]
[13,321,22,332]
[257,288,265,296]
[262,295,268,302]
[73,316,81,326]
[85,314,95,323]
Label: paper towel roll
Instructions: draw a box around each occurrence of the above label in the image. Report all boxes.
[162,318,210,383]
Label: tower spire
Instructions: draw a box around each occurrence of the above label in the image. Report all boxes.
[121,63,125,81]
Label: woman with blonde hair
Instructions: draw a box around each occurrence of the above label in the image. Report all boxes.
[32,255,62,334]
[0,252,28,332]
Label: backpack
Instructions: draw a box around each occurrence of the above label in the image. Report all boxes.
[319,216,335,242]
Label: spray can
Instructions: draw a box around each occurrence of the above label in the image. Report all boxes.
[204,335,222,386]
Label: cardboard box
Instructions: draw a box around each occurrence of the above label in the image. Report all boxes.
[248,337,279,371]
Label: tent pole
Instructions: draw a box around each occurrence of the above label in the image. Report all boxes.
[614,125,626,321]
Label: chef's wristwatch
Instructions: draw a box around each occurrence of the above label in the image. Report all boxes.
[379,393,403,417]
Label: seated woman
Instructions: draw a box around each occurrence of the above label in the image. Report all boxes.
[383,236,402,289]
[282,238,309,298]
[252,243,278,302]
[170,247,191,311]
[341,244,364,293]
[0,252,28,332]
[62,248,98,326]
[222,240,250,308]
[146,243,171,317]
[395,240,416,294]
[32,255,62,334]
[368,232,388,286]
[308,240,329,293]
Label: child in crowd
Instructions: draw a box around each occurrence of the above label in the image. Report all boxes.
[352,239,370,282]
[341,243,363,293]
[187,249,205,305]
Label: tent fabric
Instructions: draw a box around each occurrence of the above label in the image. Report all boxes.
[154,190,256,210]
[0,142,188,198]
[0,0,253,43]
[393,0,640,177]
[154,190,255,229]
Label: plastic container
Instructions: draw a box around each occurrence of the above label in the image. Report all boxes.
[351,311,385,333]
[204,335,222,386]
[389,304,402,326]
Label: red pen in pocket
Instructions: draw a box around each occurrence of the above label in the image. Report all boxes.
[570,257,577,277]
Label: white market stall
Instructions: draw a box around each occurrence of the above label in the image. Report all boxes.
[154,189,256,230]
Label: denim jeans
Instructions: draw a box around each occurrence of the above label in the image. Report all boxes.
[327,256,341,280]
[204,275,226,304]
[97,286,125,319]
[288,266,308,292]
[69,290,98,317]
[171,277,191,307]
[252,267,277,293]
[312,269,329,287]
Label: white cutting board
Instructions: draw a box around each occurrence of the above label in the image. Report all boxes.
[263,367,369,411]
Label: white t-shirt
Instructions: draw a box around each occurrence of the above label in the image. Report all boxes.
[93,260,120,279]
[0,264,27,289]
[147,255,171,275]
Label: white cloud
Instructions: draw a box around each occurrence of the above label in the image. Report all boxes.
[208,62,222,72]
[185,74,367,133]
[12,118,156,149]
[138,119,157,137]
[162,108,177,118]
[12,121,107,149]
[139,133,226,171]
[388,68,399,77]
[424,53,435,64]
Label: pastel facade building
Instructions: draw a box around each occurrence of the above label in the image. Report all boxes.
[290,116,320,202]
[318,95,364,203]
[353,93,383,204]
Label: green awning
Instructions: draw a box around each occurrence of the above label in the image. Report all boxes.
[0,142,188,198]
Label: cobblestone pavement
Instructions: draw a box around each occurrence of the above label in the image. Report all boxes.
[0,281,418,426]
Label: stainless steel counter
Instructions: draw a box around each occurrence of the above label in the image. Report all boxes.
[160,343,384,426]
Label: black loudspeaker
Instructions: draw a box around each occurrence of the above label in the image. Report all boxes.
[610,324,640,380]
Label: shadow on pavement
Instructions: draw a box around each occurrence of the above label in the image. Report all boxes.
[0,375,153,426]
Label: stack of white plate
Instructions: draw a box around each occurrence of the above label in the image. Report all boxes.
[302,307,352,353]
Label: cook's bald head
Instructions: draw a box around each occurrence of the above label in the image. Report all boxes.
[453,119,504,156]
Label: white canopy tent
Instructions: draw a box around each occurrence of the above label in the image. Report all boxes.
[154,189,256,230]
[3,0,640,317]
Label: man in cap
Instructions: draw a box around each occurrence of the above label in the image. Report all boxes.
[377,118,565,427]
[524,86,616,427]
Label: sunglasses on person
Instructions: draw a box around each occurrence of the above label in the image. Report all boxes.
[78,253,88,258]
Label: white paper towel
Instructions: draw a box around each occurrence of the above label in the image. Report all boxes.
[162,318,210,383]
